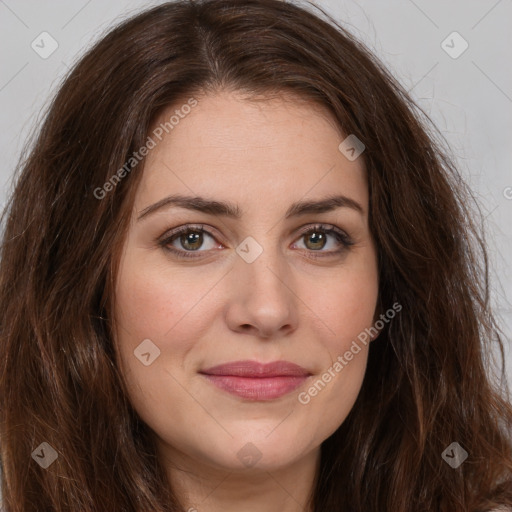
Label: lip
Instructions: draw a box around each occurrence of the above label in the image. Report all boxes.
[199,360,311,401]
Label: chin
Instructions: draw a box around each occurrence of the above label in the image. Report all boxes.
[199,430,313,472]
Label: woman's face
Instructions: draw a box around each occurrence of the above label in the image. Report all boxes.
[113,90,379,473]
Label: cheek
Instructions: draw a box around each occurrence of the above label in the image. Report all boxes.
[114,254,216,351]
[112,252,230,426]
[300,250,379,353]
[296,345,368,448]
[294,308,374,444]
[327,276,377,351]
[112,268,201,441]
[294,254,378,432]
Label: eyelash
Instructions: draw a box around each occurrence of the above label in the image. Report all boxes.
[158,223,354,260]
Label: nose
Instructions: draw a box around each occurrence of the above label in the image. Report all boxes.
[224,245,299,339]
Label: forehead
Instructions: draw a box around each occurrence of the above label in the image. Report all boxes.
[135,91,368,216]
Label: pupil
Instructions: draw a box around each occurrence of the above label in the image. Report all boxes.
[182,231,202,250]
[307,232,325,250]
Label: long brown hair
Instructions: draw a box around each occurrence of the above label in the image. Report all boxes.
[1,1,511,510]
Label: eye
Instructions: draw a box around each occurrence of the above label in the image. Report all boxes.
[292,224,354,257]
[159,224,222,259]
[159,223,354,260]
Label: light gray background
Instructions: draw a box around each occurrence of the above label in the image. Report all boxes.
[0,0,511,388]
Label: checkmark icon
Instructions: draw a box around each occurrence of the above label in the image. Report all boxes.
[31,442,58,469]
[441,31,468,59]
[237,442,262,468]
[441,442,468,468]
[236,236,263,263]
[134,339,161,366]
[31,31,58,59]
[338,134,365,161]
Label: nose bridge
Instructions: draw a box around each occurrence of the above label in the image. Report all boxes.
[236,232,289,297]
[225,231,298,337]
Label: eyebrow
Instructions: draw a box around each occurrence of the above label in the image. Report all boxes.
[137,193,364,221]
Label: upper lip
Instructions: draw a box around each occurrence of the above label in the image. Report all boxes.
[200,360,311,377]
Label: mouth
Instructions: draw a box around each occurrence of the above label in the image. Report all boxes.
[199,360,312,401]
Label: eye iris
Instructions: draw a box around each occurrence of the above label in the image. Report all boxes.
[305,231,326,250]
[181,231,203,250]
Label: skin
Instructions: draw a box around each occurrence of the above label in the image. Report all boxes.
[113,90,379,512]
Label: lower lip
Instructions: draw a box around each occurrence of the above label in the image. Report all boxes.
[201,374,309,400]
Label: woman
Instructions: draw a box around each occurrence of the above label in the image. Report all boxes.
[0,0,511,510]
